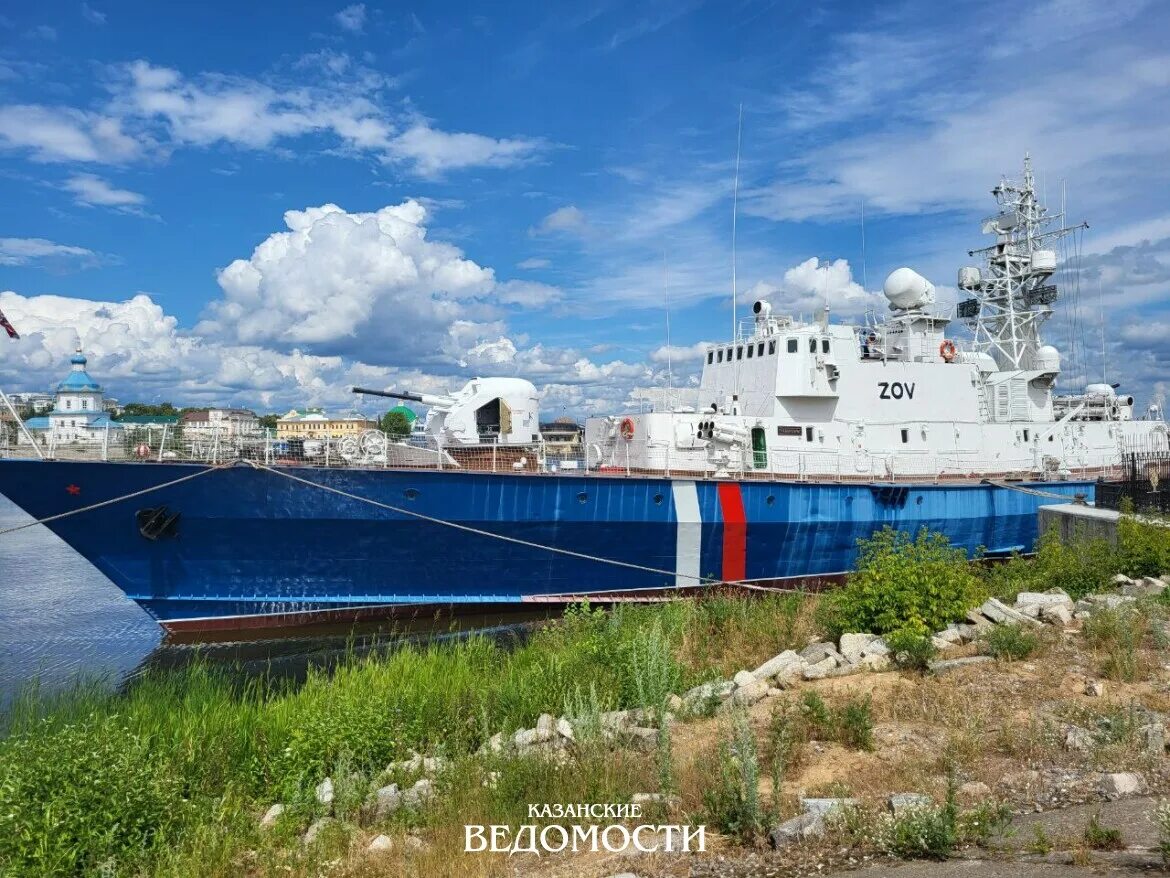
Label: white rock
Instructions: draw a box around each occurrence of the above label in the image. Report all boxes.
[801,797,860,816]
[1113,573,1135,586]
[631,792,681,809]
[259,803,284,828]
[315,777,334,806]
[404,835,429,852]
[1015,590,1073,609]
[625,726,659,752]
[769,811,824,848]
[753,650,807,683]
[368,834,394,852]
[933,627,964,645]
[959,781,992,800]
[731,679,770,706]
[683,680,735,704]
[375,781,401,812]
[1065,726,1094,751]
[733,669,757,688]
[980,598,1042,627]
[838,633,877,663]
[1100,772,1144,797]
[930,635,956,650]
[303,817,335,845]
[802,656,838,680]
[536,713,556,736]
[421,756,445,774]
[1085,680,1106,697]
[666,694,684,712]
[556,717,575,740]
[1014,603,1042,618]
[1040,604,1073,626]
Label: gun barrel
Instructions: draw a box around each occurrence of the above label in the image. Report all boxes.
[351,387,452,407]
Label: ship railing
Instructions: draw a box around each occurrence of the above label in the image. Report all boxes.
[0,423,1127,486]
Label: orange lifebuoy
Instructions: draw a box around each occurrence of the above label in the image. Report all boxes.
[939,339,957,362]
[619,417,635,441]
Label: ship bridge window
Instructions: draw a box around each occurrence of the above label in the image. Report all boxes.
[768,340,776,355]
[900,428,909,444]
[809,338,817,353]
[717,350,723,363]
[707,351,714,364]
[787,338,797,353]
[736,345,743,360]
[822,338,830,354]
[757,342,764,356]
[747,344,753,358]
[805,426,814,442]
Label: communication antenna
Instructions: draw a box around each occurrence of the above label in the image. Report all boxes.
[860,199,868,291]
[663,249,673,399]
[731,103,742,340]
[1098,276,1106,385]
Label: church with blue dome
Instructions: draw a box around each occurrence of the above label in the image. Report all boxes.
[21,349,123,445]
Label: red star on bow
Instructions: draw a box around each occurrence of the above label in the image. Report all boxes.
[66,484,81,495]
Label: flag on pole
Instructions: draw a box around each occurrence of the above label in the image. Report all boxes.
[0,308,18,340]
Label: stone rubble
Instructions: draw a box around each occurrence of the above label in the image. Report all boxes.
[259,803,284,828]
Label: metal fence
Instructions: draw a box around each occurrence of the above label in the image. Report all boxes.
[1096,447,1170,513]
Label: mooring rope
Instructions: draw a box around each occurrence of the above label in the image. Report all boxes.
[980,478,1084,501]
[245,461,794,594]
[0,461,234,538]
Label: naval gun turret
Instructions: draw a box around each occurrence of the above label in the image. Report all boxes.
[353,377,540,446]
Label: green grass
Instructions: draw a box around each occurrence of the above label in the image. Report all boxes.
[0,596,804,877]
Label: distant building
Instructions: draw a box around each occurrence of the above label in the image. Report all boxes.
[539,417,584,457]
[8,392,54,414]
[180,408,260,438]
[21,350,123,445]
[277,409,377,440]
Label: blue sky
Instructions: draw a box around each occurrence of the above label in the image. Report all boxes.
[0,0,1167,417]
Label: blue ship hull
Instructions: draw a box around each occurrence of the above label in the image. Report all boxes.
[0,458,1091,634]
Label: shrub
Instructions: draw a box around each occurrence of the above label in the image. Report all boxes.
[986,624,1041,661]
[1118,513,1170,579]
[702,710,765,841]
[1083,811,1124,850]
[1154,800,1170,864]
[836,697,875,751]
[817,527,984,640]
[1028,526,1120,600]
[885,629,938,672]
[0,715,190,875]
[1083,607,1150,682]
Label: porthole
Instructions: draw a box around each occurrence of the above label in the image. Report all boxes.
[653,493,664,505]
[404,488,420,500]
[577,491,588,504]
[916,495,923,505]
[765,495,775,506]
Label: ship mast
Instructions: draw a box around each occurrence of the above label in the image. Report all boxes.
[958,154,1087,371]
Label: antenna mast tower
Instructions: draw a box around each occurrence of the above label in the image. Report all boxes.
[957,154,1087,371]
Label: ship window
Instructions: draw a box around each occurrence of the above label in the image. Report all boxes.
[809,337,817,353]
[746,344,753,358]
[805,426,813,442]
[822,338,830,354]
[1023,429,1030,442]
[707,351,713,364]
[757,342,764,356]
[717,350,723,363]
[736,346,743,360]
[787,338,797,353]
[900,428,909,444]
[768,340,776,355]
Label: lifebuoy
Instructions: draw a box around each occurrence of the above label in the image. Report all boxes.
[939,339,957,362]
[619,417,635,441]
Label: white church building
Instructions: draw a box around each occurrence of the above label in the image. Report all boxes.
[22,350,123,445]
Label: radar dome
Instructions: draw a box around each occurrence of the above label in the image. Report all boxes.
[882,267,936,310]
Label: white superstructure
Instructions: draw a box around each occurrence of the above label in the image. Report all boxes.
[586,158,1168,480]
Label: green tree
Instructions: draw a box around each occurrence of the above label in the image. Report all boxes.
[116,402,180,419]
[257,414,280,430]
[380,410,412,437]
